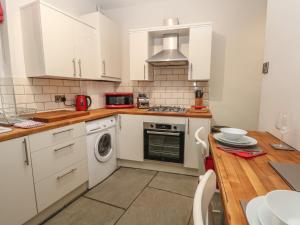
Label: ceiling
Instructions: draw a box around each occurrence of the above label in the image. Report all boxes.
[90,0,167,10]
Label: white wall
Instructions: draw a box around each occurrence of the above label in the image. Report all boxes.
[3,0,96,77]
[104,0,267,130]
[259,0,300,150]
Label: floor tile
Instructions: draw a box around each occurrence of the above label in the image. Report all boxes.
[148,172,198,197]
[85,167,156,209]
[43,197,124,225]
[116,187,193,225]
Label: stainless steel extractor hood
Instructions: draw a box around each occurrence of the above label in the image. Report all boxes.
[146,19,188,67]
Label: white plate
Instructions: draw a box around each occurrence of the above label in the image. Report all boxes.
[246,196,264,225]
[266,190,300,225]
[213,133,258,147]
[0,126,12,134]
[218,134,251,144]
[257,196,286,225]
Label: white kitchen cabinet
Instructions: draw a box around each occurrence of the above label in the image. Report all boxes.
[0,137,37,225]
[117,114,144,161]
[21,1,99,79]
[188,25,212,80]
[81,12,121,81]
[184,118,210,171]
[129,31,153,81]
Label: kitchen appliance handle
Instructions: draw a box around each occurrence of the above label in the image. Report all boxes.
[144,64,146,80]
[78,59,82,77]
[119,115,121,129]
[102,61,106,75]
[146,130,180,136]
[56,168,77,180]
[72,58,77,76]
[86,96,92,108]
[23,138,30,166]
[54,143,75,152]
[187,118,190,135]
[52,128,74,136]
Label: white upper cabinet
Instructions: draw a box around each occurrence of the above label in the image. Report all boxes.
[81,12,122,81]
[128,23,212,81]
[0,137,37,225]
[21,1,99,80]
[188,25,212,81]
[129,31,153,81]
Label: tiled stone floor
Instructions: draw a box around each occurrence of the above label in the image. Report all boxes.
[43,167,224,225]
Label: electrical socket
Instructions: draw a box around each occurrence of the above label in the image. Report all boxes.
[55,95,66,103]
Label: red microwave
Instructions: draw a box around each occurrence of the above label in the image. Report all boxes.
[105,92,134,109]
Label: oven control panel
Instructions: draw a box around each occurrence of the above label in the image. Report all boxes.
[144,122,185,132]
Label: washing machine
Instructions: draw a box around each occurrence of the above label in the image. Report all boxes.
[86,116,117,189]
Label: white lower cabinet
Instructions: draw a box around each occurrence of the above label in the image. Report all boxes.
[29,123,88,212]
[184,118,210,171]
[117,114,144,161]
[35,159,88,212]
[0,137,37,225]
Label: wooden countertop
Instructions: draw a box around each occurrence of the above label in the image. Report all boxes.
[209,131,300,225]
[0,108,212,142]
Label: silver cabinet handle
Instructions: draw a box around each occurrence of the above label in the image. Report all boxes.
[119,115,121,130]
[23,138,30,166]
[102,60,106,75]
[187,118,190,135]
[57,168,77,180]
[144,64,146,80]
[54,143,75,152]
[72,58,77,76]
[146,131,180,136]
[52,128,74,136]
[78,59,82,77]
[190,63,193,79]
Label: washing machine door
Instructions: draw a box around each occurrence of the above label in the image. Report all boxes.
[94,132,113,162]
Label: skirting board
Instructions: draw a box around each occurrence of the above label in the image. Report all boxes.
[24,182,88,225]
[118,159,201,176]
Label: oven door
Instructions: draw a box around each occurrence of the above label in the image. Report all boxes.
[144,129,185,163]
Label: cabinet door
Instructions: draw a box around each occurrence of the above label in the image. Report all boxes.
[184,118,210,171]
[99,14,121,80]
[75,23,100,79]
[129,31,150,80]
[40,4,77,77]
[0,137,37,225]
[117,114,144,161]
[188,25,212,81]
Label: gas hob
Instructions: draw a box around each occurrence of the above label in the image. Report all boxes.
[148,106,186,113]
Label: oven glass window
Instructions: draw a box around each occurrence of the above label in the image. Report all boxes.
[147,133,181,161]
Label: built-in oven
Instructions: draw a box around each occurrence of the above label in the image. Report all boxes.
[144,122,185,163]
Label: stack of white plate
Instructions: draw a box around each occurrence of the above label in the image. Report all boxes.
[213,128,257,147]
[246,190,300,225]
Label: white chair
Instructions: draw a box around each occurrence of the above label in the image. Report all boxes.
[194,127,208,174]
[193,169,217,225]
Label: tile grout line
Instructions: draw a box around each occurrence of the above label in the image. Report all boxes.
[83,196,127,211]
[147,186,194,199]
[112,170,159,225]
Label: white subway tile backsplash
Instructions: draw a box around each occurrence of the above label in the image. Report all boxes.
[33,78,49,86]
[24,86,43,94]
[34,94,51,103]
[43,86,58,94]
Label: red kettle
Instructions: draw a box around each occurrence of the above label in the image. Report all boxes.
[75,95,92,111]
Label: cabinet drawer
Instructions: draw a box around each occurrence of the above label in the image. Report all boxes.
[35,159,88,212]
[31,136,87,182]
[29,123,86,152]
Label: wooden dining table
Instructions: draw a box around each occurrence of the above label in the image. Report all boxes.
[209,131,300,225]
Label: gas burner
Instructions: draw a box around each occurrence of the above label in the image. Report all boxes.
[148,105,186,113]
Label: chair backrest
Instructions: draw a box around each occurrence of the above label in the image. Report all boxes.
[193,170,217,225]
[194,127,208,172]
[194,127,208,157]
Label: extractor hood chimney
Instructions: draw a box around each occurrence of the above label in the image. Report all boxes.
[146,18,188,67]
